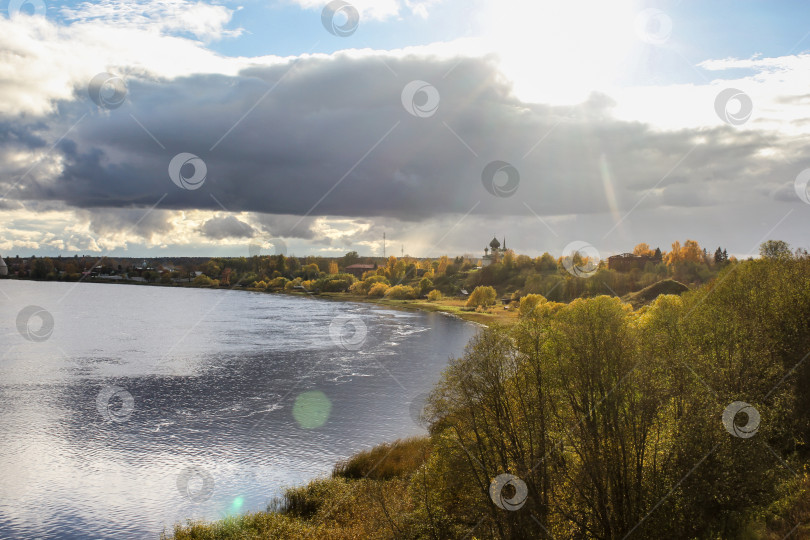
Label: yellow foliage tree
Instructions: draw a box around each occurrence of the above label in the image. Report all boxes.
[666,239,703,265]
[437,255,449,275]
[633,243,654,257]
[328,261,339,274]
[466,286,497,308]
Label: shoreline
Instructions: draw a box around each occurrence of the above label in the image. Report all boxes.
[2,276,509,327]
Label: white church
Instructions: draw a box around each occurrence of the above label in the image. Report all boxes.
[482,237,506,267]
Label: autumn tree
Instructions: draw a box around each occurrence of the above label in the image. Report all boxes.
[465,286,497,308]
[633,242,654,257]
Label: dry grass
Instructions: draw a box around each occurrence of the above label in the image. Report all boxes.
[332,436,429,480]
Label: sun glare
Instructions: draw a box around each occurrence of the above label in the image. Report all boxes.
[479,1,640,105]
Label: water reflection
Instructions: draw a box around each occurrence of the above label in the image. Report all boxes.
[0,281,478,539]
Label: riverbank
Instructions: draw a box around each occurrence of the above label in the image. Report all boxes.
[2,276,518,326]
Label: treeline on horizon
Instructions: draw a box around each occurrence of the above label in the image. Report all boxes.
[7,239,801,307]
[167,247,810,540]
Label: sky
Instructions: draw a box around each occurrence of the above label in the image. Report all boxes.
[1,0,810,259]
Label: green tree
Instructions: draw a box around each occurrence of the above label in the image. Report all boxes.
[759,239,792,260]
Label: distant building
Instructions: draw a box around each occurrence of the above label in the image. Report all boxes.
[482,236,506,267]
[0,255,7,276]
[607,253,654,272]
[344,264,375,278]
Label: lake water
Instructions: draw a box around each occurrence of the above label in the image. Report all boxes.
[0,280,478,539]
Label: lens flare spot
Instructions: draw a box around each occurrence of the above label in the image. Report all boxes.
[293,391,332,429]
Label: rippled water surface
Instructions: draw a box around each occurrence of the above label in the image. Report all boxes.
[0,281,478,539]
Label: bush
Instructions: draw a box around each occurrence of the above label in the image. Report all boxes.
[465,285,497,308]
[193,274,218,288]
[368,283,390,297]
[348,281,368,295]
[267,276,288,289]
[364,275,390,286]
[427,289,443,301]
[384,285,417,300]
[284,278,302,291]
[251,280,268,289]
[320,277,354,292]
[333,436,430,480]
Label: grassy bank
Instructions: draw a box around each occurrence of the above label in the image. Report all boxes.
[312,291,519,326]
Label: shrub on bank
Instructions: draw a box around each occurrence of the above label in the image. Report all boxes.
[332,436,430,480]
[384,285,416,300]
[193,274,219,288]
[267,276,288,289]
[367,283,390,297]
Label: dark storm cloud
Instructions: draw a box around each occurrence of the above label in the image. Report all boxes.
[200,215,255,239]
[3,53,807,221]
